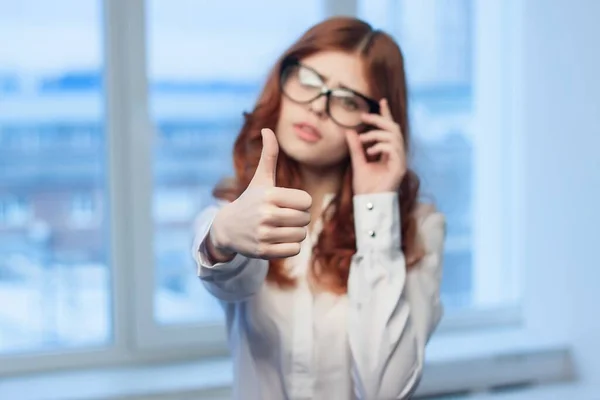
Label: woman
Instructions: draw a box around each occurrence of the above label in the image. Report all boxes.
[191,16,446,400]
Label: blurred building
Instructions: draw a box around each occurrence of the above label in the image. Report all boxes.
[0,74,473,306]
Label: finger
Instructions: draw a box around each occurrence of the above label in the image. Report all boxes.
[380,98,393,120]
[345,129,367,168]
[360,113,399,134]
[366,142,400,158]
[262,206,311,227]
[256,242,302,259]
[258,226,307,244]
[251,128,279,186]
[266,187,312,210]
[358,129,400,145]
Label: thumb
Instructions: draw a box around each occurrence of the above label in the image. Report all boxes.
[345,129,366,168]
[251,128,279,186]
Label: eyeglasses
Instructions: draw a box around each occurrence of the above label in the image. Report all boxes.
[279,57,380,129]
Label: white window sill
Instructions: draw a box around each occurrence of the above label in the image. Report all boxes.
[0,327,574,400]
[0,358,233,400]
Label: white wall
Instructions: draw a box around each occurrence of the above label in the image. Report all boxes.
[521,0,600,391]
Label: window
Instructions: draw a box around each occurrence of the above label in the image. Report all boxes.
[0,0,110,355]
[0,196,31,227]
[69,193,99,228]
[359,0,520,320]
[0,0,333,371]
[147,0,326,332]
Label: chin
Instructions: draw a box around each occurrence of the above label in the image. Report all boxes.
[282,143,320,163]
[282,144,345,170]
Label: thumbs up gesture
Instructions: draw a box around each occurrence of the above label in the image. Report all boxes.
[209,129,312,260]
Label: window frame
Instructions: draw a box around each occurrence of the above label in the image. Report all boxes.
[0,0,334,375]
[357,0,524,330]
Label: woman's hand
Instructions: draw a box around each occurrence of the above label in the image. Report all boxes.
[345,99,407,195]
[210,128,312,260]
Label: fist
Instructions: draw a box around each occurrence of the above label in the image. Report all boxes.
[211,128,312,259]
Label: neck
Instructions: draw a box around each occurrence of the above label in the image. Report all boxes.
[299,164,345,230]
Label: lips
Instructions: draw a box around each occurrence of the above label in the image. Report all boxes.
[293,122,322,143]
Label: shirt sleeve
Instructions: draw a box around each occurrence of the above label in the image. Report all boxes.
[191,202,268,302]
[347,192,446,399]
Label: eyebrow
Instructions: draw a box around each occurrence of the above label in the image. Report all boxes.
[300,62,365,95]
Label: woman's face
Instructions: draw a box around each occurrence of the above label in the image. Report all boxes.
[275,50,374,170]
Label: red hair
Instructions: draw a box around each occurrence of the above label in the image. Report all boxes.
[213,17,424,294]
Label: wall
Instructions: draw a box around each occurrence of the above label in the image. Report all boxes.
[522,0,600,392]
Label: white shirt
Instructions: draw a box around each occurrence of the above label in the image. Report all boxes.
[191,192,446,400]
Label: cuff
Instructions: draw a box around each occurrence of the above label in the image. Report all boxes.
[353,192,401,252]
[191,211,248,277]
[196,236,248,276]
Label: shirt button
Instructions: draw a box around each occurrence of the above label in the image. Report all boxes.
[366,202,374,210]
[368,230,376,237]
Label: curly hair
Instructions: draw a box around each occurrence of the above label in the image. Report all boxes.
[213,17,424,294]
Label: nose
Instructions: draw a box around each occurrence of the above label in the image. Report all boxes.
[309,95,327,119]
